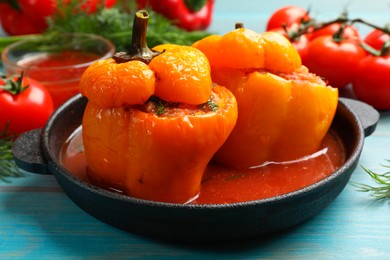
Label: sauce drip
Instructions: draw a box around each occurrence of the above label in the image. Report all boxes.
[60,127,346,205]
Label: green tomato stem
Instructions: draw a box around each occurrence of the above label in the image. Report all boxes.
[0,72,29,95]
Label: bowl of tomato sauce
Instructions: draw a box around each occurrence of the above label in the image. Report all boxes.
[12,95,379,242]
[1,33,115,108]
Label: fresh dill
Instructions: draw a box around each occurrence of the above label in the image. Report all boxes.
[0,125,24,182]
[155,99,166,116]
[352,160,390,199]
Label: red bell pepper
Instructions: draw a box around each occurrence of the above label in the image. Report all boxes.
[0,3,43,35]
[137,0,214,31]
[0,0,116,36]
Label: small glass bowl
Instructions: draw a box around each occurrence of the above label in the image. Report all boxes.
[2,33,115,108]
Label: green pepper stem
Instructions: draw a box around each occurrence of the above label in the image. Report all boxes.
[184,0,207,12]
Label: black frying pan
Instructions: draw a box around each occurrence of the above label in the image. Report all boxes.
[12,94,379,242]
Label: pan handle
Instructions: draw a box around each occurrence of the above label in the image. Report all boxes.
[339,98,380,137]
[12,129,50,175]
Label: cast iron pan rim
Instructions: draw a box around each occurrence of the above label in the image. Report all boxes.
[42,95,364,210]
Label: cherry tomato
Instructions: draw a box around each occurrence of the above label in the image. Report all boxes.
[266,5,310,31]
[304,35,366,88]
[364,29,390,50]
[0,75,54,136]
[310,23,360,40]
[270,23,310,63]
[352,55,390,110]
[0,3,43,35]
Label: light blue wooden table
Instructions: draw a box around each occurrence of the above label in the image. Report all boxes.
[1,1,390,259]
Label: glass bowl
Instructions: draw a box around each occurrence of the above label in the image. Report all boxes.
[1,33,115,108]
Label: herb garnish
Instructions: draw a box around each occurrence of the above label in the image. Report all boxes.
[0,125,23,182]
[145,95,219,116]
[155,98,167,116]
[205,100,219,112]
[353,161,390,199]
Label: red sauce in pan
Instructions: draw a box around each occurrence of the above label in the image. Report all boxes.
[60,127,346,204]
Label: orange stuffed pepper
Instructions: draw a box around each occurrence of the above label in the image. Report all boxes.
[193,27,338,169]
[79,11,237,203]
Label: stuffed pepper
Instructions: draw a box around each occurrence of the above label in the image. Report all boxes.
[79,11,237,203]
[193,27,338,169]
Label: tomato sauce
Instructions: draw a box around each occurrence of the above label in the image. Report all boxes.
[17,51,101,108]
[60,127,346,205]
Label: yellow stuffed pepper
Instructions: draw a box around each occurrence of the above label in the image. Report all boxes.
[193,27,338,169]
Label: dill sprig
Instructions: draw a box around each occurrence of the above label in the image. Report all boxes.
[0,125,24,182]
[352,160,390,199]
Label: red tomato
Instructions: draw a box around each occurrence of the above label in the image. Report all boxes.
[0,75,54,136]
[364,29,390,50]
[292,34,310,63]
[310,23,360,40]
[352,55,390,110]
[266,5,310,31]
[0,3,43,35]
[270,23,310,63]
[304,35,366,88]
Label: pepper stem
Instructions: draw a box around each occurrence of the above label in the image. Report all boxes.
[113,10,161,64]
[235,23,244,29]
[184,0,207,12]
